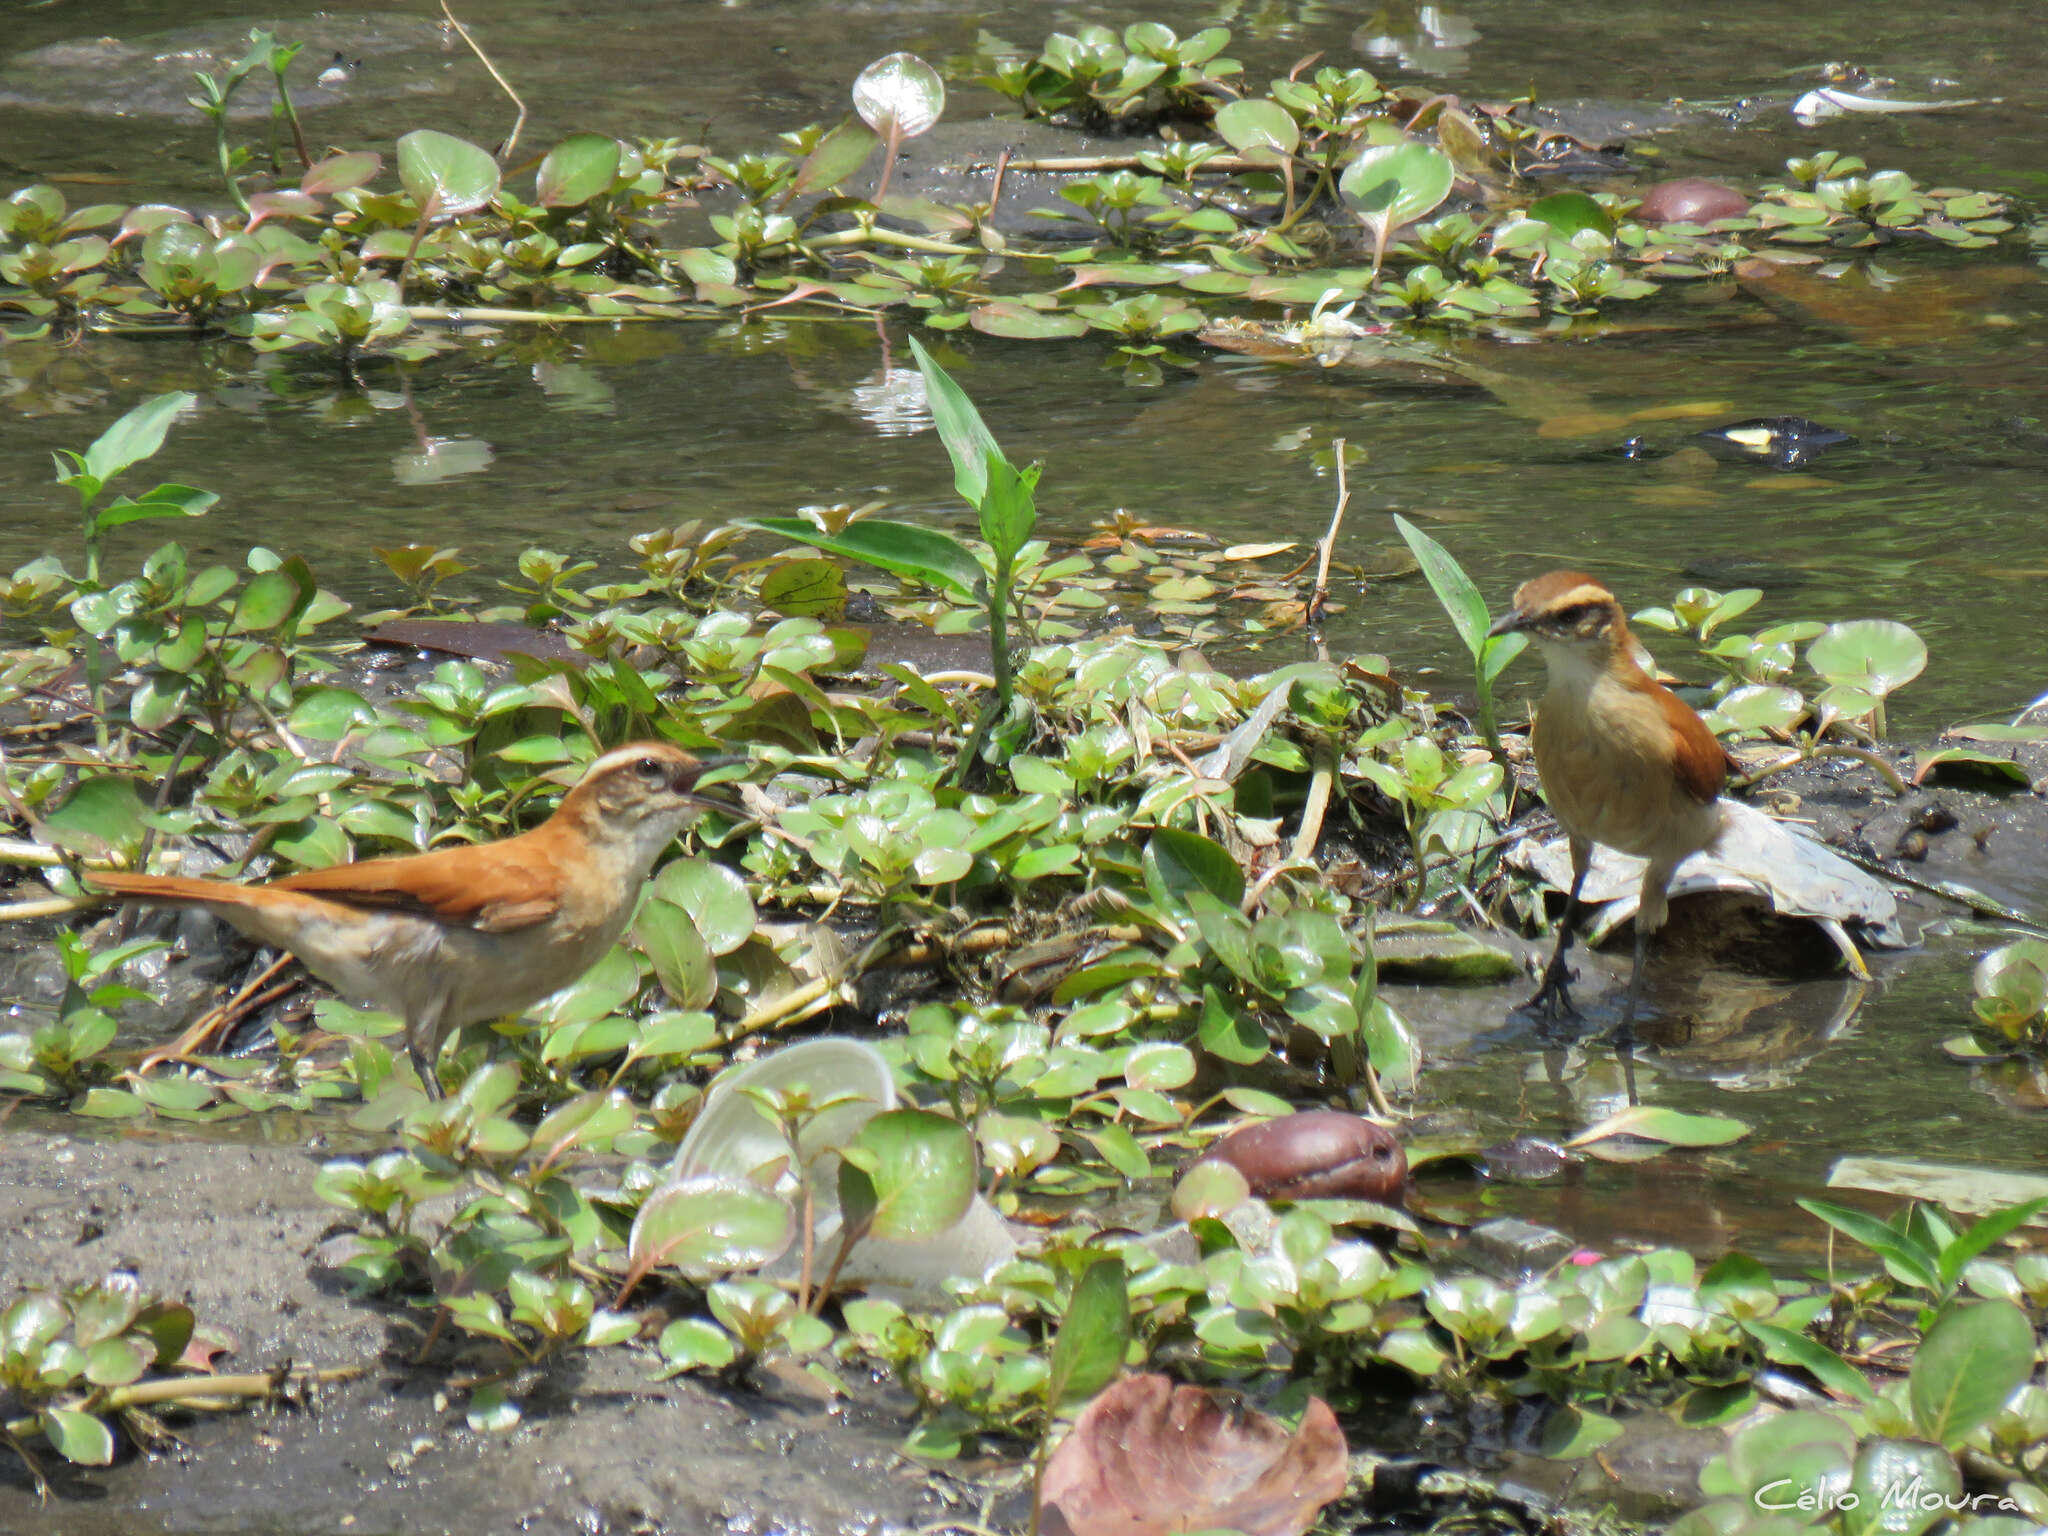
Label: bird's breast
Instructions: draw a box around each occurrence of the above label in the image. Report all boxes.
[1533,675,1721,863]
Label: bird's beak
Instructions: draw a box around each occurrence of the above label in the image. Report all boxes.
[1486,608,1529,638]
[677,754,746,811]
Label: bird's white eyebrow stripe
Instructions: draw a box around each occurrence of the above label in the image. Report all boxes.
[1546,584,1612,610]
[585,744,675,778]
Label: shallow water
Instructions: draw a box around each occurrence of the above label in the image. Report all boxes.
[3,0,2045,1266]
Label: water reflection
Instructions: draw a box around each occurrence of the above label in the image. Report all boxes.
[1353,5,1480,74]
[845,365,933,437]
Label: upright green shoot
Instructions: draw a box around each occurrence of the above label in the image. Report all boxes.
[1393,514,1522,758]
[909,334,1038,780]
[51,392,215,746]
[741,338,1037,786]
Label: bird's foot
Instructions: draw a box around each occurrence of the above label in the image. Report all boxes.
[409,1041,446,1100]
[1520,963,1581,1025]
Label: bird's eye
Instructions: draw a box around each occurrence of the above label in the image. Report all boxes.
[636,756,665,779]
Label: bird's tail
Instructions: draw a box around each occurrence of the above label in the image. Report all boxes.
[89,871,236,904]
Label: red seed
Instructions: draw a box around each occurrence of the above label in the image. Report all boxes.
[1636,177,1749,224]
[1199,1111,1407,1203]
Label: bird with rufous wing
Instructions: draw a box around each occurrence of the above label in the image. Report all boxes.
[91,741,734,1095]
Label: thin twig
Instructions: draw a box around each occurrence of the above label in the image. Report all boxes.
[1306,438,1350,628]
[975,154,1259,175]
[441,1,526,160]
[0,895,100,922]
[986,147,1012,223]
[131,955,296,1076]
[1733,742,1908,796]
[1290,736,1338,866]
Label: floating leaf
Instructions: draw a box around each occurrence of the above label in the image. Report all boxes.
[1529,190,1613,238]
[1214,99,1299,165]
[1566,1106,1749,1149]
[1338,142,1453,272]
[396,129,501,217]
[1807,619,1926,696]
[970,301,1089,340]
[536,133,621,208]
[758,558,848,618]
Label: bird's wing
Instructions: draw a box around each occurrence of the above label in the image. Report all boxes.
[1657,689,1731,805]
[272,842,563,932]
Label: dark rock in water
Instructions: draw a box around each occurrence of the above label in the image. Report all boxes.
[1680,556,1810,592]
[0,14,458,119]
[365,618,585,667]
[1636,176,1749,224]
[1698,416,1855,470]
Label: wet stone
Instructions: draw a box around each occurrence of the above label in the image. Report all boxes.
[1456,1216,1577,1280]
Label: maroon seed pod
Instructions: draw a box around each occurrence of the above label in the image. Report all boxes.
[1198,1111,1407,1203]
[1635,177,1749,224]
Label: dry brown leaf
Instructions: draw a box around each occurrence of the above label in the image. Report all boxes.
[1041,1373,1348,1536]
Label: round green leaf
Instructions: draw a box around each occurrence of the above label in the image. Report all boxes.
[849,1108,976,1241]
[42,1408,115,1466]
[913,846,973,885]
[653,858,756,955]
[1807,619,1926,697]
[657,1316,738,1372]
[396,129,501,218]
[1848,1438,1959,1536]
[627,1173,793,1281]
[1123,1041,1196,1091]
[536,133,621,208]
[1214,99,1299,164]
[1909,1299,2034,1447]
[1338,142,1454,230]
[1528,190,1614,238]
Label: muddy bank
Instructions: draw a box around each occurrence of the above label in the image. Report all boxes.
[3,732,2043,1531]
[0,1133,941,1535]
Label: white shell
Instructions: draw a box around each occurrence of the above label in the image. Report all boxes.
[1512,799,1908,968]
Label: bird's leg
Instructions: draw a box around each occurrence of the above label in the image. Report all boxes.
[1611,917,1651,1049]
[1609,859,1673,1049]
[408,1012,446,1100]
[1525,837,1591,1021]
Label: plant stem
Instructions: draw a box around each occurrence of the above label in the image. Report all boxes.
[1474,640,1505,761]
[210,112,251,219]
[1305,435,1350,627]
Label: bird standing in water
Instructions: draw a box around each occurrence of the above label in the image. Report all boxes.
[1488,571,1735,1030]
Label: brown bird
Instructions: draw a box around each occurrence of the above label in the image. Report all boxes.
[1488,571,1736,1031]
[91,742,734,1095]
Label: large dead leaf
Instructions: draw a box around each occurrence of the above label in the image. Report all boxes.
[1041,1373,1347,1536]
